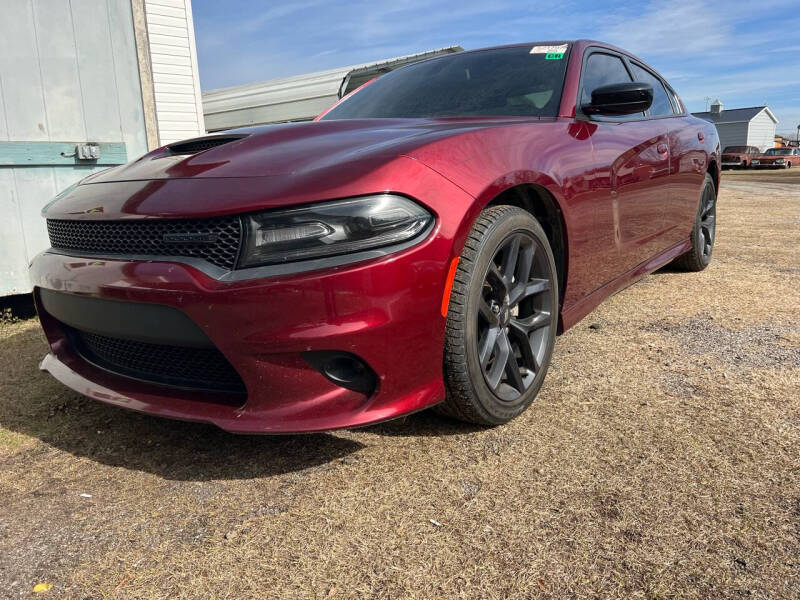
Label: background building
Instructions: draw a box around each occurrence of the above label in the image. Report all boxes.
[202,47,463,131]
[0,0,205,297]
[692,100,777,151]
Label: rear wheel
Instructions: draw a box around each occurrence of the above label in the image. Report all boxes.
[439,206,558,425]
[671,173,716,272]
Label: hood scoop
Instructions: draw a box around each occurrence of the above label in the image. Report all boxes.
[166,134,249,155]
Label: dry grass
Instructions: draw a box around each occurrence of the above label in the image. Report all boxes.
[1,170,799,599]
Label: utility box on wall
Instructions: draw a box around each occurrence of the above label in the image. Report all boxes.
[0,0,205,297]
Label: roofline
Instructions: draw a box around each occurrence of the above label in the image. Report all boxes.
[692,105,779,125]
[763,106,778,123]
[203,46,464,100]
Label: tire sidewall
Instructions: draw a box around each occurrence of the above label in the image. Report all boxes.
[691,173,716,268]
[461,211,558,423]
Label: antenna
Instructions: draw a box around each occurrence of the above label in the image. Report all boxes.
[704,96,712,111]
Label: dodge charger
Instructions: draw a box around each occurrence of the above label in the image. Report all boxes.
[31,40,720,432]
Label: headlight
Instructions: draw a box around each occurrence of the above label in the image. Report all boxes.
[239,194,433,268]
[776,158,785,163]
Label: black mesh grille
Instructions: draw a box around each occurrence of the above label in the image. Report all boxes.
[47,217,243,270]
[167,135,245,154]
[69,328,246,394]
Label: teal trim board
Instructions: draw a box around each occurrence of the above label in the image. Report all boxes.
[0,142,127,166]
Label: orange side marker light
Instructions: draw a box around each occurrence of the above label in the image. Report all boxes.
[441,257,460,317]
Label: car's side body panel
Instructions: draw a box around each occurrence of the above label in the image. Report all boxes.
[408,40,718,322]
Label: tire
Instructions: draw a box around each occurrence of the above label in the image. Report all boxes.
[787,162,792,169]
[671,172,716,272]
[438,205,558,425]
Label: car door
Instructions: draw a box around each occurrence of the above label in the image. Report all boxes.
[627,61,691,249]
[579,50,672,280]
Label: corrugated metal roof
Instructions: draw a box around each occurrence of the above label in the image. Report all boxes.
[692,106,778,124]
[202,46,463,131]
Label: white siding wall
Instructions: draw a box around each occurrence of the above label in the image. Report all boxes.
[747,110,778,152]
[0,0,147,296]
[714,122,750,151]
[144,0,205,145]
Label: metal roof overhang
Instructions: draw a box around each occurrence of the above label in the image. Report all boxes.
[202,46,463,132]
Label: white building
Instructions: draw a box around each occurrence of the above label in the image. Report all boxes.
[0,0,205,297]
[202,47,463,131]
[692,100,778,151]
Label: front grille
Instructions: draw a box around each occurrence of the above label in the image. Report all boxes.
[47,217,243,270]
[69,328,246,395]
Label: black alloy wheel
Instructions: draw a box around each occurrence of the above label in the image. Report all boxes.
[698,178,716,261]
[672,172,717,271]
[440,205,558,425]
[477,232,552,401]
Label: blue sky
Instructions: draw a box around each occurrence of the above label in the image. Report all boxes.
[193,0,800,136]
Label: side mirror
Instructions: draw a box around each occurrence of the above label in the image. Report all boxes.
[583,82,653,116]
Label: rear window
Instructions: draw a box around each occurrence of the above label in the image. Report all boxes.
[321,46,569,119]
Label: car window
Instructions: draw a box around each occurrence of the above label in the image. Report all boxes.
[321,46,570,119]
[580,53,633,121]
[668,88,683,114]
[629,63,673,117]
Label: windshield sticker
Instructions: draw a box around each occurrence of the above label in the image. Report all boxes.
[530,44,568,55]
[545,52,564,60]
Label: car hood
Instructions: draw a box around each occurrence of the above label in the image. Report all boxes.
[85,118,539,182]
[44,117,557,219]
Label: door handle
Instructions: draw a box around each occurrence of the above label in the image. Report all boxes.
[657,142,668,154]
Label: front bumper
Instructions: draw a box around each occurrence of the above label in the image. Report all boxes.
[31,234,452,432]
[721,155,746,166]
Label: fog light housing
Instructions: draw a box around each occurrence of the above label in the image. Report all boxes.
[303,351,378,396]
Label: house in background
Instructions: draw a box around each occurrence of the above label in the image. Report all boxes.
[202,47,463,131]
[692,100,778,152]
[0,0,205,297]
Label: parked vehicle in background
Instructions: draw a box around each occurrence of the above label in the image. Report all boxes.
[721,145,761,169]
[30,40,720,432]
[752,147,800,168]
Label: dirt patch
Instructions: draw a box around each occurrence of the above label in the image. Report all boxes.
[1,181,799,598]
[649,314,800,370]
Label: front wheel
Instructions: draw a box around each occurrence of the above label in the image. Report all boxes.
[439,206,558,425]
[671,172,716,271]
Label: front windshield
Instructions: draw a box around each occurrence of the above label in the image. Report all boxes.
[321,45,570,120]
[723,146,748,153]
[765,148,792,155]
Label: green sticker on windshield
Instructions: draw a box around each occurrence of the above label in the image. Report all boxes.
[545,52,564,60]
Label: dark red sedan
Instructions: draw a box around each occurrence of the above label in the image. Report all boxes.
[31,41,720,432]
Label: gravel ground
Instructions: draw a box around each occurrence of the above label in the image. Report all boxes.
[0,171,798,599]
